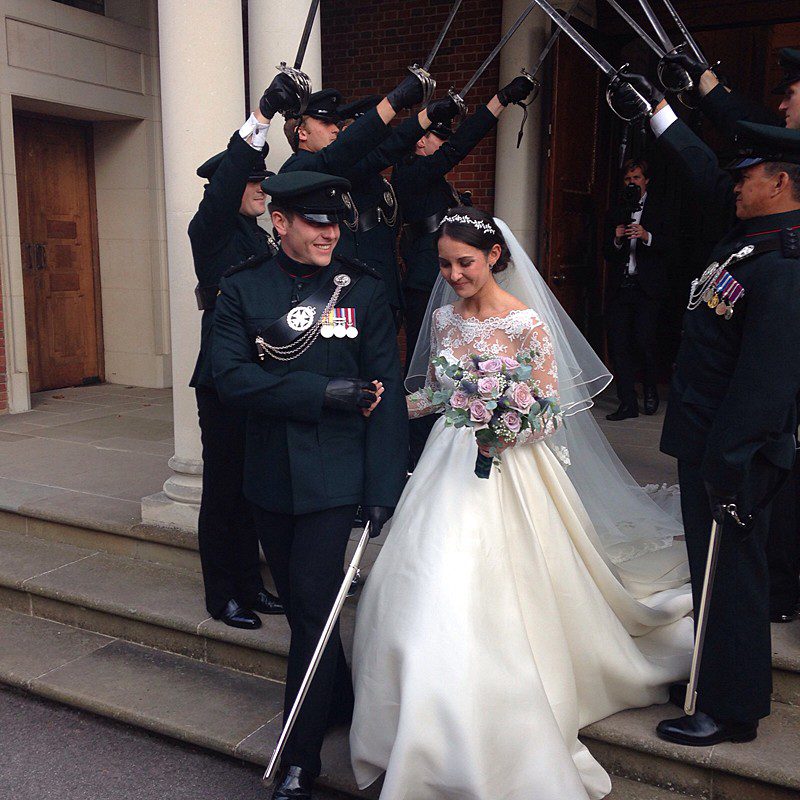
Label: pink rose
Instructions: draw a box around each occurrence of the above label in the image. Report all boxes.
[508,382,534,412]
[477,357,503,373]
[450,390,469,409]
[477,376,500,398]
[503,411,522,434]
[500,356,520,369]
[469,399,491,424]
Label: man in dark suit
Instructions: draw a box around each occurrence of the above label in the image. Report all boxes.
[603,158,675,420]
[187,74,300,629]
[212,171,408,799]
[614,75,800,746]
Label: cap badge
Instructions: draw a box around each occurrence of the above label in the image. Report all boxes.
[328,187,336,197]
[334,274,351,287]
[287,305,316,332]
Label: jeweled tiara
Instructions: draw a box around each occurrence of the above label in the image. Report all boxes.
[439,214,496,235]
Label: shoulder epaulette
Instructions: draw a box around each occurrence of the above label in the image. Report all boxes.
[335,255,382,280]
[780,227,800,259]
[222,252,272,278]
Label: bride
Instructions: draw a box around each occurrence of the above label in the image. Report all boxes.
[349,207,694,800]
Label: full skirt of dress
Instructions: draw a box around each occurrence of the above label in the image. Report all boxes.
[350,418,694,800]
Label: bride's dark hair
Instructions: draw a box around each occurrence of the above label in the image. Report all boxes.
[435,206,511,273]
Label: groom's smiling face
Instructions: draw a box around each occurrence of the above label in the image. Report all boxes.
[438,235,501,298]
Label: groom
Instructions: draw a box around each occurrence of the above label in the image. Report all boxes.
[616,76,800,746]
[211,171,408,798]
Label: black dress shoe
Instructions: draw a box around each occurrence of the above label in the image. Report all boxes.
[643,385,659,415]
[251,589,285,616]
[271,765,314,800]
[656,711,757,746]
[606,402,639,421]
[213,599,261,630]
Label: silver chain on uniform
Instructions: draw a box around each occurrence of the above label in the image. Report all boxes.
[687,245,753,311]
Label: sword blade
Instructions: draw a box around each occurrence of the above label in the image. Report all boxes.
[530,0,617,77]
[660,0,707,64]
[604,0,665,58]
[422,0,464,72]
[263,522,372,782]
[529,0,581,76]
[294,0,321,70]
[684,519,723,715]
[459,0,540,98]
[635,0,674,52]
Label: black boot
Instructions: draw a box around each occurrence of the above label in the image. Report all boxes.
[271,765,314,800]
[656,711,758,746]
[643,385,660,415]
[250,589,285,615]
[606,401,639,421]
[212,599,261,630]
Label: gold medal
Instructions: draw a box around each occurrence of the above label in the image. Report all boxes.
[708,294,720,308]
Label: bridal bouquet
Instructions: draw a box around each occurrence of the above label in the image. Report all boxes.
[427,350,561,478]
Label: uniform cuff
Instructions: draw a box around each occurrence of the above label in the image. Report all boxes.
[650,104,678,138]
[239,113,270,150]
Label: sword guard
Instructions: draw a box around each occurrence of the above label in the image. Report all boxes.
[606,67,654,123]
[277,62,312,117]
[447,88,468,124]
[408,63,437,107]
[657,45,695,94]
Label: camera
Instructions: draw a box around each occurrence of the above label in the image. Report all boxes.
[618,182,642,225]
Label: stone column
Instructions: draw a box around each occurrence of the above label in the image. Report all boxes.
[142,0,245,530]
[493,0,548,257]
[247,0,322,175]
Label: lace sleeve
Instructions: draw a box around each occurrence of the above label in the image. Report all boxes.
[406,310,442,419]
[516,315,562,446]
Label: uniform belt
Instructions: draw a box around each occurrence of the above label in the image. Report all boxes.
[402,210,447,243]
[195,283,218,311]
[357,206,383,233]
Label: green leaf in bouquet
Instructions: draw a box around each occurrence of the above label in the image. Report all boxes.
[516,365,532,381]
[431,390,453,406]
[485,401,497,411]
[475,428,495,445]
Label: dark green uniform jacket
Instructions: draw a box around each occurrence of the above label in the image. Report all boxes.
[392,105,498,292]
[658,120,800,493]
[281,111,425,309]
[211,249,409,515]
[189,133,275,389]
[699,83,783,140]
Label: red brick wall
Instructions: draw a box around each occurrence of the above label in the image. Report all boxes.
[320,0,503,213]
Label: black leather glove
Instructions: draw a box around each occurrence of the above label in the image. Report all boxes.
[426,96,460,124]
[662,49,709,84]
[386,73,425,112]
[704,482,739,525]
[259,72,301,119]
[612,71,664,118]
[498,75,537,106]
[323,378,377,412]
[363,505,393,538]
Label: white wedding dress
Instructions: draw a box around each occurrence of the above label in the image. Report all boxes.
[350,305,694,800]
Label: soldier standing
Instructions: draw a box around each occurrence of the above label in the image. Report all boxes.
[188,74,300,629]
[615,76,800,745]
[394,77,539,465]
[211,171,408,799]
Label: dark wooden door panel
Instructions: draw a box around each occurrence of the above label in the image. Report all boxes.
[14,115,102,392]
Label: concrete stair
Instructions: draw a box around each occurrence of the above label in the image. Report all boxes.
[1,508,799,799]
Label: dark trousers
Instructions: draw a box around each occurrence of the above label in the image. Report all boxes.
[404,285,436,468]
[606,285,661,406]
[767,459,800,616]
[195,386,265,617]
[251,503,357,777]
[678,458,774,722]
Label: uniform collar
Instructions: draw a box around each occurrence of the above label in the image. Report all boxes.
[740,209,800,237]
[275,247,326,279]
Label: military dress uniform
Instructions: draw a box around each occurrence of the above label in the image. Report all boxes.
[188,120,282,624]
[653,115,800,733]
[281,90,425,313]
[211,172,408,789]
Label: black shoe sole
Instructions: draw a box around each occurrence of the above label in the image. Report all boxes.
[251,606,285,616]
[212,615,262,630]
[656,728,757,747]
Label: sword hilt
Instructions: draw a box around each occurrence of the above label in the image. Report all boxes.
[606,66,654,123]
[408,64,437,107]
[656,44,695,94]
[447,88,468,125]
[277,62,312,117]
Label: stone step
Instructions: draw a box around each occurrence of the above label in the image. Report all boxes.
[1,609,791,800]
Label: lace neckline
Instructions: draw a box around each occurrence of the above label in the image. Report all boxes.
[444,305,533,326]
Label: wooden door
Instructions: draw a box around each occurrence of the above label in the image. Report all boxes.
[540,28,613,347]
[14,115,103,392]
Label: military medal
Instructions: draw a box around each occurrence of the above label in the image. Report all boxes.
[333,308,347,338]
[344,307,359,338]
[287,305,316,332]
[320,310,335,338]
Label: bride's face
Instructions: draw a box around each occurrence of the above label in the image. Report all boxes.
[438,235,501,299]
